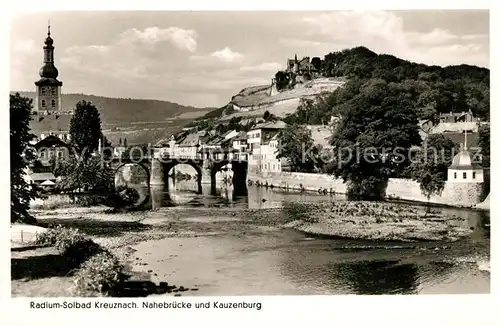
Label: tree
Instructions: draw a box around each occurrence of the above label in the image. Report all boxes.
[326,80,422,200]
[263,110,278,122]
[277,125,319,173]
[53,154,114,193]
[10,93,38,224]
[274,71,290,91]
[408,134,458,212]
[311,57,322,71]
[69,100,103,158]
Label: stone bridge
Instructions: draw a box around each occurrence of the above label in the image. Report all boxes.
[110,152,248,196]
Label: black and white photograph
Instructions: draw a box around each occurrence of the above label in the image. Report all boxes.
[7,7,492,307]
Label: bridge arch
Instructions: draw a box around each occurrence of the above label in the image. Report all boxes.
[163,161,203,181]
[163,160,204,194]
[113,162,151,188]
[209,160,248,196]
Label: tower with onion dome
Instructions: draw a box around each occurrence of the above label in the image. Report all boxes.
[34,23,63,113]
[447,130,484,183]
[446,130,484,206]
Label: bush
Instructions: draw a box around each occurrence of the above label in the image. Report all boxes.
[35,226,105,266]
[114,185,140,207]
[58,236,105,267]
[34,224,65,246]
[73,251,125,297]
[75,195,109,207]
[31,195,75,210]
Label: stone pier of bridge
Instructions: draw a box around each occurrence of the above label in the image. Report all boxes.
[147,157,247,197]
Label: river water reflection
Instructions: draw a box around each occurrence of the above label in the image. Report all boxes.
[130,180,490,295]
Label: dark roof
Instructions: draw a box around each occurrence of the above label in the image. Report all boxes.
[30,114,72,135]
[253,120,287,130]
[440,111,474,118]
[30,172,56,182]
[198,147,238,153]
[206,135,225,146]
[234,131,247,140]
[443,131,479,149]
[177,133,200,147]
[34,135,70,149]
[34,77,63,87]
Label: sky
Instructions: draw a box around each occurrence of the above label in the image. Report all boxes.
[10,10,489,108]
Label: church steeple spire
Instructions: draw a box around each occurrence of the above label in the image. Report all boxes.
[34,22,63,114]
[39,22,58,78]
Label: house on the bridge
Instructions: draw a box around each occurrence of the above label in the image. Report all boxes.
[175,132,204,159]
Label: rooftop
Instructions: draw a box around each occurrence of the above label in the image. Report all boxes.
[253,120,287,130]
[29,172,56,182]
[30,114,72,134]
[33,135,70,149]
[449,150,482,170]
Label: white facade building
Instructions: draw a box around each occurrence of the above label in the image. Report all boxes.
[447,132,483,183]
[247,121,286,175]
[447,150,484,183]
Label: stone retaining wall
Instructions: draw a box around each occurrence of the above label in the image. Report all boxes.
[248,171,485,207]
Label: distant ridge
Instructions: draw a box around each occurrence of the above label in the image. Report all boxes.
[10,91,217,145]
[10,91,215,125]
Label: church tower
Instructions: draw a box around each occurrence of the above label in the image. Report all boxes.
[34,23,63,114]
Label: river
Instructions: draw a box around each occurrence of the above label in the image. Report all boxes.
[127,179,490,295]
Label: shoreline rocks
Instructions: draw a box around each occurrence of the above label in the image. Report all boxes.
[280,201,474,242]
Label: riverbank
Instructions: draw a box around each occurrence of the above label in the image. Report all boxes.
[281,201,474,242]
[12,200,488,297]
[248,171,488,208]
[11,206,285,297]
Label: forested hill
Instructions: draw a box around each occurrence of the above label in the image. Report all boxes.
[10,92,215,125]
[283,46,489,125]
[318,46,490,120]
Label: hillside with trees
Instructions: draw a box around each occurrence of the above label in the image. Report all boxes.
[273,47,489,200]
[284,46,489,124]
[188,46,489,138]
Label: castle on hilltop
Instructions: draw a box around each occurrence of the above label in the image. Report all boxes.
[285,54,318,76]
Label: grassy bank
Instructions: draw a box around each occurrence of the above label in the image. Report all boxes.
[12,206,284,297]
[282,201,473,242]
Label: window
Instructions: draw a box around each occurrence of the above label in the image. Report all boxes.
[57,151,63,158]
[40,151,46,159]
[51,100,56,108]
[51,88,56,95]
[463,172,467,179]
[41,88,46,95]
[454,172,457,179]
[41,100,46,107]
[473,172,476,179]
